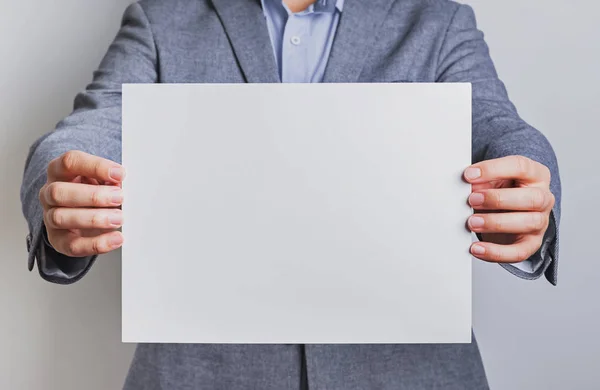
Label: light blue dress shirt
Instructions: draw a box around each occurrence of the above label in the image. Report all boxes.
[261,0,344,83]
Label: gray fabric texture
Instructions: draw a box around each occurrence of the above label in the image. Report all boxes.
[20,0,562,389]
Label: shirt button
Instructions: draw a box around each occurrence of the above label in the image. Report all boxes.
[290,36,301,45]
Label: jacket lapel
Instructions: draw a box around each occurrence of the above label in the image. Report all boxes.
[212,0,280,83]
[323,0,396,83]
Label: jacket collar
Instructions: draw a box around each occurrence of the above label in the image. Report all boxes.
[212,0,396,83]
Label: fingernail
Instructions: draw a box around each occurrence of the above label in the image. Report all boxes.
[109,213,123,227]
[109,234,123,247]
[109,167,125,181]
[464,167,481,180]
[469,216,485,229]
[469,193,485,206]
[471,244,486,255]
[110,190,123,205]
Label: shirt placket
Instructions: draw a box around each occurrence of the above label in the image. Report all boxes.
[281,12,310,83]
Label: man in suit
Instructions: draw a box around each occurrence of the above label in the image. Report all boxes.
[20,0,561,388]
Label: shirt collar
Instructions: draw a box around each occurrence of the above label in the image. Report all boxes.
[263,0,344,15]
[314,0,344,13]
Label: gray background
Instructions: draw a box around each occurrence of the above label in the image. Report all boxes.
[0,0,597,389]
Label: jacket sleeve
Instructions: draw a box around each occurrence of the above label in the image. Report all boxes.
[436,4,562,285]
[20,2,157,284]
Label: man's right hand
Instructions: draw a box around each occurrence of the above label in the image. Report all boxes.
[39,150,125,257]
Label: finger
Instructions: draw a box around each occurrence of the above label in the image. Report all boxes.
[464,156,551,185]
[47,150,125,184]
[49,230,124,257]
[470,235,542,263]
[44,207,123,230]
[40,182,124,208]
[468,212,548,234]
[468,187,555,211]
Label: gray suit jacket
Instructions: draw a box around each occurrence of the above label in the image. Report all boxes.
[20,0,562,389]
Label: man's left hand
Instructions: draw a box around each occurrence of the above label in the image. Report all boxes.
[463,156,555,263]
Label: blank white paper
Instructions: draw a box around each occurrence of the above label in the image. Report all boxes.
[121,83,472,344]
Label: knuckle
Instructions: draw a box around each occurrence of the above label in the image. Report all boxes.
[61,150,80,172]
[91,238,103,255]
[487,190,502,208]
[90,212,105,229]
[47,182,65,204]
[489,248,502,262]
[515,155,531,176]
[90,189,102,207]
[93,161,104,180]
[531,188,546,210]
[526,213,540,231]
[49,208,64,228]
[67,239,80,257]
[47,158,58,175]
[530,212,546,231]
[492,217,504,232]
